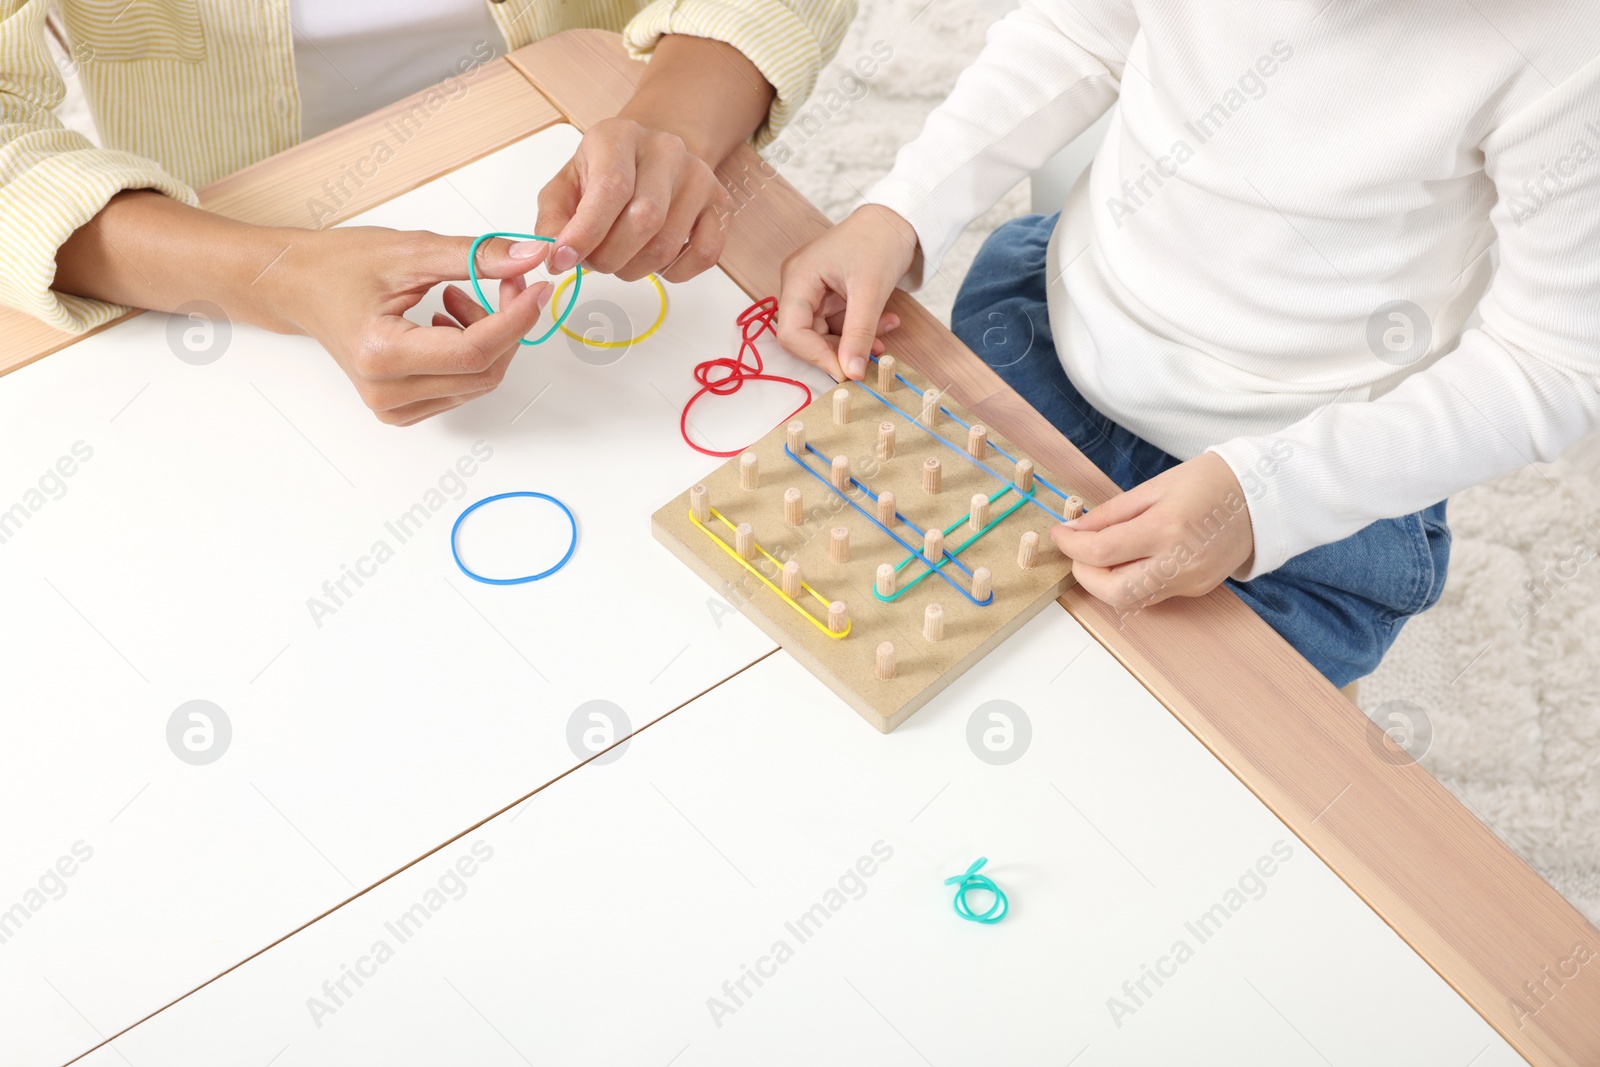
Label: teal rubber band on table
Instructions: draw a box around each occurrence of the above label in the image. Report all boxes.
[468,232,584,346]
[945,857,1009,924]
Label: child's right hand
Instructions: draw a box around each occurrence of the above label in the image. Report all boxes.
[777,205,916,381]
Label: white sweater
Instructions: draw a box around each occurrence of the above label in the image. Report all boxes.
[867,1,1600,579]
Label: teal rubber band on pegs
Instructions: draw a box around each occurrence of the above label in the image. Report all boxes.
[945,857,1009,924]
[468,232,584,346]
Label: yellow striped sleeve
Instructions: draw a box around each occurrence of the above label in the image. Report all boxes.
[0,0,198,333]
[622,0,856,148]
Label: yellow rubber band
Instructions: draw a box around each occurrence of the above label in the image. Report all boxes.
[551,272,669,348]
[690,507,850,640]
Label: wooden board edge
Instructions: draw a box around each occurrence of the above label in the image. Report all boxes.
[515,29,1600,1066]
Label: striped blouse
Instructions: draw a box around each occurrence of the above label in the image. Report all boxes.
[0,0,853,333]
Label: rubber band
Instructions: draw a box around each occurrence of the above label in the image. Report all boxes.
[551,271,669,348]
[451,491,578,585]
[945,858,1009,924]
[689,504,849,638]
[681,297,813,457]
[468,232,584,346]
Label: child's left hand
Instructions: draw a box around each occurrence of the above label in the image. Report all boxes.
[1052,453,1255,612]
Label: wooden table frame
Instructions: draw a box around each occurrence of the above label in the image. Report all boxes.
[5,31,1596,1067]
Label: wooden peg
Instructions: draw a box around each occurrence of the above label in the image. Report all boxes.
[1064,495,1085,520]
[783,487,803,525]
[787,420,806,454]
[689,484,709,523]
[876,490,897,527]
[877,355,897,392]
[1014,457,1035,493]
[920,388,940,426]
[829,525,850,564]
[782,559,803,598]
[876,563,896,597]
[923,527,944,565]
[967,424,988,460]
[831,455,851,492]
[877,421,896,460]
[875,641,896,680]
[833,388,851,425]
[1018,530,1040,569]
[828,600,849,633]
[969,493,990,531]
[739,451,759,490]
[923,603,945,642]
[734,522,755,559]
[922,457,941,495]
[971,566,992,600]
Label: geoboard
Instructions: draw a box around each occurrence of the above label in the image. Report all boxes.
[652,355,1086,732]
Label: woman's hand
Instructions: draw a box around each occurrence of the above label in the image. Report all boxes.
[776,206,914,381]
[1052,453,1256,613]
[275,228,552,426]
[528,118,733,284]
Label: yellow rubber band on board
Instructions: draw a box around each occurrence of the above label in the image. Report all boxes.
[550,272,669,349]
[689,506,851,639]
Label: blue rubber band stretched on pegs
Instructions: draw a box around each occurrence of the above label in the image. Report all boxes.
[468,232,584,346]
[945,857,1009,924]
[451,491,578,585]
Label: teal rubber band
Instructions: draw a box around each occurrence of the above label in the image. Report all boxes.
[467,232,584,346]
[945,857,1009,924]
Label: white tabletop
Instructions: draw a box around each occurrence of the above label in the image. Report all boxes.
[72,611,1520,1066]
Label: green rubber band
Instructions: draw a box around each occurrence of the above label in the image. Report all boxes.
[945,857,1009,924]
[467,232,584,346]
[876,489,1031,603]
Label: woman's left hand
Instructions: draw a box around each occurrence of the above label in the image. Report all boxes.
[524,117,733,284]
[1052,452,1256,613]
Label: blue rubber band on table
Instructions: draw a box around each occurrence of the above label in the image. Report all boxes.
[468,232,584,346]
[451,491,578,585]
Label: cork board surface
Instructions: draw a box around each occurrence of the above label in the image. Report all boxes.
[652,358,1084,732]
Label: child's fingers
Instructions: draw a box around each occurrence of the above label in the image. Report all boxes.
[776,273,846,380]
[1062,483,1155,532]
[1051,512,1163,569]
[836,275,895,381]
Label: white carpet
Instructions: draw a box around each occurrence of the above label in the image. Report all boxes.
[772,0,1600,926]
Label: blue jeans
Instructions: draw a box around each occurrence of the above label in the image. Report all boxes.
[951,214,1451,687]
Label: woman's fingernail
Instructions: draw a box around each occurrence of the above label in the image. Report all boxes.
[846,357,867,378]
[507,241,544,260]
[550,245,580,272]
[530,281,553,303]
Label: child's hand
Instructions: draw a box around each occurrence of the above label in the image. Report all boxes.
[1052,453,1256,612]
[777,206,916,381]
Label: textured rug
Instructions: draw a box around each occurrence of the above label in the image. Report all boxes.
[772,0,1600,925]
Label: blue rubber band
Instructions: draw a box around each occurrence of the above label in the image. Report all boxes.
[451,491,578,585]
[945,857,1009,924]
[468,232,584,346]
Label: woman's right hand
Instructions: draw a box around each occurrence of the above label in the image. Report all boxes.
[776,205,916,382]
[275,228,554,426]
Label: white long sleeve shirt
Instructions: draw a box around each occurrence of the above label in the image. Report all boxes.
[867,0,1600,578]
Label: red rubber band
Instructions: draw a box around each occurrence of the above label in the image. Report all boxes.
[679,296,813,458]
